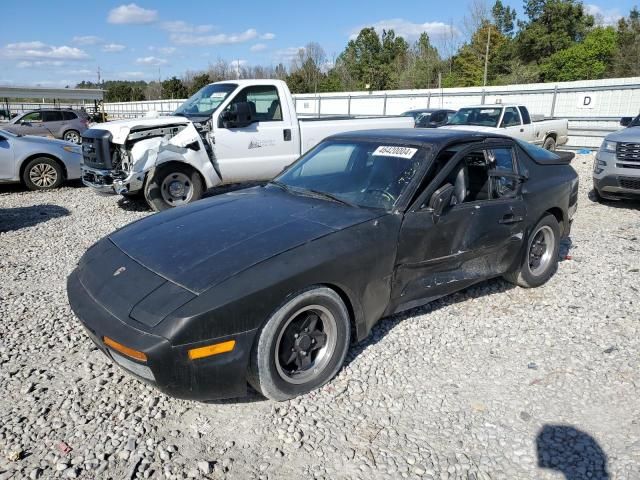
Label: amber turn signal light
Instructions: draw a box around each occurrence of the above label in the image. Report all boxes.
[103,336,148,362]
[188,340,236,360]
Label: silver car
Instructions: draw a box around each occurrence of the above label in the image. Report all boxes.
[4,109,89,144]
[0,129,82,190]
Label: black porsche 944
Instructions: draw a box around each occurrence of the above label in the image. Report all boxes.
[67,129,579,401]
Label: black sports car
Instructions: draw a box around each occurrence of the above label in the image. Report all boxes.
[67,129,579,401]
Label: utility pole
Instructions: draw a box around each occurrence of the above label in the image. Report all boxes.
[483,25,491,87]
[97,66,101,85]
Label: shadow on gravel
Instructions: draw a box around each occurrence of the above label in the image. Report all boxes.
[588,189,640,210]
[536,425,609,479]
[0,204,70,232]
[0,179,85,194]
[344,277,516,368]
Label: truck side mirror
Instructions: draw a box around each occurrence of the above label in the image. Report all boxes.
[428,183,454,220]
[620,116,633,127]
[221,102,253,128]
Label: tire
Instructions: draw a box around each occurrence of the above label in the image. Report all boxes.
[248,287,351,401]
[504,214,560,288]
[543,136,556,151]
[63,130,81,144]
[22,157,64,190]
[143,164,203,212]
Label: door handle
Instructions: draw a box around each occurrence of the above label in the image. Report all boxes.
[283,129,292,141]
[520,128,524,132]
[499,213,524,224]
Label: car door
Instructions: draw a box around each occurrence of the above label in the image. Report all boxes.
[11,111,49,136]
[212,84,298,183]
[500,106,530,141]
[391,141,527,311]
[41,110,65,138]
[0,132,15,180]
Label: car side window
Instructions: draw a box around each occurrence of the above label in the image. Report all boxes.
[42,111,63,122]
[298,144,356,176]
[430,146,519,206]
[22,112,42,122]
[228,85,282,122]
[501,107,521,128]
[62,111,77,120]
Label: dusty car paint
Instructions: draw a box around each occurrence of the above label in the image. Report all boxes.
[67,129,578,401]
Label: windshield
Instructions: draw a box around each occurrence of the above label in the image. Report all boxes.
[274,140,426,211]
[174,83,237,117]
[448,107,503,127]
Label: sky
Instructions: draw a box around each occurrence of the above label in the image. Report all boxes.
[0,1,636,88]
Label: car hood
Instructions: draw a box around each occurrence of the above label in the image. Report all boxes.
[108,187,381,294]
[604,126,640,143]
[92,116,192,144]
[18,134,76,148]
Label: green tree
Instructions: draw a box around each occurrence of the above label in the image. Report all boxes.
[516,0,594,64]
[541,26,617,81]
[614,7,640,77]
[445,22,506,87]
[337,27,383,89]
[492,0,517,36]
[188,73,211,95]
[161,76,188,99]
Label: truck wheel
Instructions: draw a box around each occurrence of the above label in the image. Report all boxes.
[543,137,556,151]
[504,214,560,288]
[248,287,351,401]
[144,164,203,211]
[22,157,64,190]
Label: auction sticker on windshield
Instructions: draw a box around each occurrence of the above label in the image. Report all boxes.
[373,146,418,159]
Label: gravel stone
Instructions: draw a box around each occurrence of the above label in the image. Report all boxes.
[1,156,639,479]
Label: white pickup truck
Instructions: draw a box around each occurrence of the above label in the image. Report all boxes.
[81,79,414,210]
[441,104,568,151]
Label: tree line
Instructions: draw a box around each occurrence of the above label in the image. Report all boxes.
[78,0,640,101]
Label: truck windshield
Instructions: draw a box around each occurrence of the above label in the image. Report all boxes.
[448,107,502,127]
[273,140,426,211]
[174,83,237,117]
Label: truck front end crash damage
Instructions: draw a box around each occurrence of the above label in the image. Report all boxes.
[81,118,220,195]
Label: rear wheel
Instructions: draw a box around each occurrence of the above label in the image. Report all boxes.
[504,214,560,288]
[543,136,556,151]
[22,157,64,190]
[143,164,203,211]
[248,287,351,401]
[63,130,81,144]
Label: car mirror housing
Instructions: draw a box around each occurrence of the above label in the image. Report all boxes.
[620,116,633,127]
[428,183,455,220]
[221,102,253,129]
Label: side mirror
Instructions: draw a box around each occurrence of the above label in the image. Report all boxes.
[428,183,455,220]
[221,102,253,128]
[620,116,633,127]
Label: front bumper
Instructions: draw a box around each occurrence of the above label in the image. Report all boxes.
[81,166,144,195]
[593,174,640,199]
[67,270,257,401]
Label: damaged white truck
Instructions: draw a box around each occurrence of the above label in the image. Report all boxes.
[81,79,414,210]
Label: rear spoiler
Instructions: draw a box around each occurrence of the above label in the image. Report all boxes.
[533,150,574,165]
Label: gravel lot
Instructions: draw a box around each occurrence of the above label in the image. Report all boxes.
[1,154,639,480]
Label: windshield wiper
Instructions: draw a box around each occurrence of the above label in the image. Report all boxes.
[302,189,358,208]
[268,180,296,194]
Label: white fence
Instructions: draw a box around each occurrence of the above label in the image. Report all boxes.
[9,77,640,149]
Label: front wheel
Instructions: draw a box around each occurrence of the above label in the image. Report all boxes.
[504,214,560,288]
[22,157,64,190]
[143,164,203,211]
[248,287,351,401]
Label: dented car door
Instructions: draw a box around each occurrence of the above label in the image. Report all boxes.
[391,142,527,311]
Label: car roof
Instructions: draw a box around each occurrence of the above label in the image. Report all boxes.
[405,108,455,113]
[327,128,512,148]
